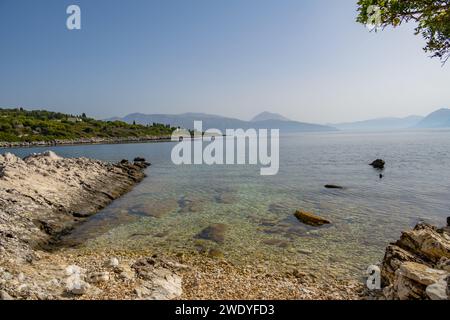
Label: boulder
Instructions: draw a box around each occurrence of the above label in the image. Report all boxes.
[395,223,450,263]
[378,221,450,300]
[370,159,385,169]
[398,262,446,286]
[426,279,448,300]
[294,210,331,227]
[132,257,182,300]
[394,269,427,300]
[381,244,427,285]
[66,277,90,295]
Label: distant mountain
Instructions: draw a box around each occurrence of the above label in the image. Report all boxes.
[106,112,337,133]
[251,111,290,122]
[415,108,450,128]
[331,115,424,131]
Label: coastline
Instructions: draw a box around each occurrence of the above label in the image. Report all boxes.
[0,151,150,250]
[0,151,364,300]
[0,151,447,300]
[0,135,173,149]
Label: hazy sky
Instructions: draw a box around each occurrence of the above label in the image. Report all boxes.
[0,0,448,123]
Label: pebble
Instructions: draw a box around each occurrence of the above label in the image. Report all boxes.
[17,272,25,282]
[66,278,90,295]
[87,271,110,284]
[106,257,120,268]
[0,290,13,300]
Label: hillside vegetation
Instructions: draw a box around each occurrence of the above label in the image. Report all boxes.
[0,108,176,142]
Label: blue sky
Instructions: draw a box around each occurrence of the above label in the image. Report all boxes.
[0,0,449,123]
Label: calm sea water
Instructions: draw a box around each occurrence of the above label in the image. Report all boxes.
[5,130,450,280]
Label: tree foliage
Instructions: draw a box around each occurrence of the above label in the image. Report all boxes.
[0,108,176,142]
[356,0,450,63]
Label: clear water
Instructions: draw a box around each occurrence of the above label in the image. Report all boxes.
[5,130,450,280]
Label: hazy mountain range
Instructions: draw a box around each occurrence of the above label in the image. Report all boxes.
[107,108,450,132]
[415,108,450,128]
[330,108,450,131]
[251,111,291,122]
[330,115,424,131]
[106,112,336,133]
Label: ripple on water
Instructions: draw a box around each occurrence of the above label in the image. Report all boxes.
[46,131,450,281]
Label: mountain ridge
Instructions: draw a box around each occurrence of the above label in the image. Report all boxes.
[251,111,291,122]
[330,115,424,131]
[106,112,336,133]
[415,108,450,128]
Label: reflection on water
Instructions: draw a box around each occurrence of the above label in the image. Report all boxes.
[6,130,450,280]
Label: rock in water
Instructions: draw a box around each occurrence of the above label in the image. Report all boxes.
[370,159,385,169]
[324,184,344,189]
[294,210,331,227]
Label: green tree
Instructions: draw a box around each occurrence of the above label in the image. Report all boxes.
[356,0,450,63]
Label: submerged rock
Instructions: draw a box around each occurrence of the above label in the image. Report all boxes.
[294,211,331,227]
[262,238,290,248]
[130,200,178,218]
[208,248,224,259]
[195,224,228,244]
[370,159,385,169]
[177,195,205,213]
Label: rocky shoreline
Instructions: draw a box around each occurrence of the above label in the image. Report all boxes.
[0,151,365,300]
[379,221,449,300]
[0,151,150,251]
[0,151,448,300]
[0,136,172,149]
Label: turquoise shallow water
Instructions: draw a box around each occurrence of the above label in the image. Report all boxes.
[6,130,450,280]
